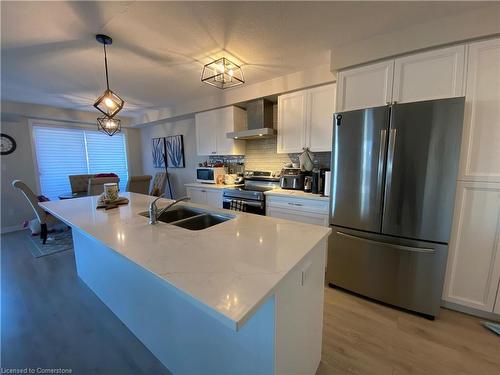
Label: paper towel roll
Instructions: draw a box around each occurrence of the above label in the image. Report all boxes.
[324,171,332,197]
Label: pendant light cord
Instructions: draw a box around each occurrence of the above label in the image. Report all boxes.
[103,44,110,90]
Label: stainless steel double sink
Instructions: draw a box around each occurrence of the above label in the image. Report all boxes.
[139,206,233,231]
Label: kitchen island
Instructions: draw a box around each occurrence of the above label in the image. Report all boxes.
[40,193,331,374]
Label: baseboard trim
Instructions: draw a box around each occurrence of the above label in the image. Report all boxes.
[441,300,500,322]
[1,225,25,234]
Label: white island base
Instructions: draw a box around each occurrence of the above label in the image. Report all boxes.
[73,228,326,374]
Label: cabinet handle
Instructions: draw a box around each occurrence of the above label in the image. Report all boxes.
[201,190,206,193]
[288,202,303,206]
[393,101,398,104]
[295,203,303,206]
[386,101,391,105]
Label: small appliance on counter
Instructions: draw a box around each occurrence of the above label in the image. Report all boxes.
[196,167,226,184]
[304,176,313,192]
[280,168,305,190]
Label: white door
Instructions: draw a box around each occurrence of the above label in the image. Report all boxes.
[277,91,307,153]
[186,187,207,205]
[205,189,222,208]
[443,181,500,312]
[307,84,336,152]
[459,38,500,183]
[336,60,394,111]
[392,45,466,104]
[195,112,217,156]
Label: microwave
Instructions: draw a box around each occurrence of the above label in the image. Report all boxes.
[196,167,226,184]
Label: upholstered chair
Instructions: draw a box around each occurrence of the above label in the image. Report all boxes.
[12,180,61,244]
[126,175,152,195]
[69,174,94,194]
[150,172,167,197]
[87,177,120,196]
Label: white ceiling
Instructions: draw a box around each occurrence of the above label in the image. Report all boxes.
[1,1,488,117]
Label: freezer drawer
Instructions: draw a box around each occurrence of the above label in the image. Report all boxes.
[326,226,448,317]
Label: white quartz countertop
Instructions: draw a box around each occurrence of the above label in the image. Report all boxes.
[265,188,330,201]
[185,183,242,190]
[40,193,330,330]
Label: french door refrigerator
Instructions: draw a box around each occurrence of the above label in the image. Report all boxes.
[326,97,465,318]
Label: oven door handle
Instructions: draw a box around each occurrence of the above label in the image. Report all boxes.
[223,198,264,208]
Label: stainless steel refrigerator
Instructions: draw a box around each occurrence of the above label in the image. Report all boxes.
[326,97,465,318]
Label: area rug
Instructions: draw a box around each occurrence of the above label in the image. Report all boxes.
[27,229,73,258]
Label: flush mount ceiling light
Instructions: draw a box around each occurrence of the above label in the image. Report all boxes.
[93,34,124,118]
[201,57,244,89]
[97,116,121,136]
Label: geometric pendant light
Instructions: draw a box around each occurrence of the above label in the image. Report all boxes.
[201,57,244,89]
[93,34,124,118]
[97,116,121,136]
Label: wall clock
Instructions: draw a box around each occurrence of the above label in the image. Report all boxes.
[0,133,17,155]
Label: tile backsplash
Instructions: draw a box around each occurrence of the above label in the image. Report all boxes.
[208,137,331,173]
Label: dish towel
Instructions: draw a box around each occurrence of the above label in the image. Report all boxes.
[230,200,247,212]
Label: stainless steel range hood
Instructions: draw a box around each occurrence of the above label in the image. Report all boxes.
[227,99,276,140]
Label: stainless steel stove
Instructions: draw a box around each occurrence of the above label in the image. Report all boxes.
[222,171,280,215]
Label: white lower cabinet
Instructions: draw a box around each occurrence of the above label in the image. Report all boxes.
[186,186,223,209]
[267,206,328,226]
[443,181,500,313]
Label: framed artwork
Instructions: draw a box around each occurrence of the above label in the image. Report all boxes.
[165,135,185,168]
[152,137,166,168]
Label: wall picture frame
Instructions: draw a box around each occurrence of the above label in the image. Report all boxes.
[165,135,185,168]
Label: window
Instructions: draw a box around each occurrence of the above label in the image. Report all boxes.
[32,124,129,200]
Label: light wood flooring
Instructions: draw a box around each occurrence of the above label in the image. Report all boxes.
[318,287,500,375]
[2,230,500,374]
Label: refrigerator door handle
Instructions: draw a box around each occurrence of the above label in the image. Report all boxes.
[336,231,436,254]
[385,128,397,198]
[376,129,388,202]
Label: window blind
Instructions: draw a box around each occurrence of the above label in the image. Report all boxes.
[32,125,129,200]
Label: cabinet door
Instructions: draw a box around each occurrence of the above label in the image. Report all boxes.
[307,84,336,152]
[495,286,500,315]
[205,189,222,208]
[336,60,394,112]
[459,38,500,183]
[195,112,217,156]
[277,91,307,153]
[443,181,500,312]
[392,45,465,104]
[186,187,207,205]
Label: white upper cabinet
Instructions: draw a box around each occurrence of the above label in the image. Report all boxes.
[278,83,336,153]
[392,45,466,104]
[277,90,307,153]
[307,84,336,152]
[336,60,394,112]
[443,181,500,312]
[459,38,500,183]
[195,106,246,156]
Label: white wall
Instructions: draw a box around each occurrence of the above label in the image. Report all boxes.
[1,118,39,232]
[140,117,205,199]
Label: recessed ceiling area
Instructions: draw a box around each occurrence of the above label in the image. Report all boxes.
[0,1,489,117]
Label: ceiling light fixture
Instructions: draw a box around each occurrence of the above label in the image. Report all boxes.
[93,34,124,118]
[201,57,244,89]
[97,116,121,136]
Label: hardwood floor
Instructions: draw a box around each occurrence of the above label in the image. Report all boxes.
[318,287,500,375]
[2,230,499,375]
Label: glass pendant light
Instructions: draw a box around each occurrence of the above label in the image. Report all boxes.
[97,116,121,136]
[201,57,244,89]
[93,34,124,118]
